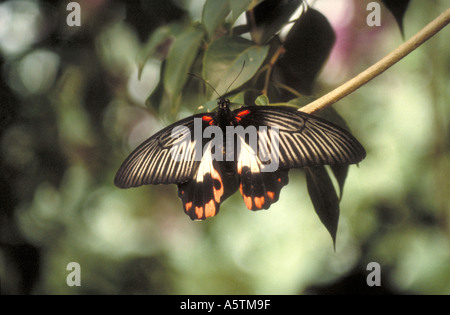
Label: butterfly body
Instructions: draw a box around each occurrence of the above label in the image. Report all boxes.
[115,99,365,220]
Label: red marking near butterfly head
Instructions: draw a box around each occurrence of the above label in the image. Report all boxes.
[202,115,214,125]
[237,109,250,117]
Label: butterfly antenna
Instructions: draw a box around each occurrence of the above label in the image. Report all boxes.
[225,61,246,95]
[187,72,222,99]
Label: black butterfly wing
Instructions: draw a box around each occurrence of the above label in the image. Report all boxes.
[115,104,366,218]
[178,141,239,220]
[115,113,239,220]
[231,105,365,211]
[233,106,366,169]
[114,113,208,188]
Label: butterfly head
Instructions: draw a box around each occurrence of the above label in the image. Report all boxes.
[218,98,230,111]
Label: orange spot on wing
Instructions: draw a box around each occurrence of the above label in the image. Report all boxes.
[239,183,243,195]
[185,202,193,211]
[277,178,282,183]
[254,196,265,209]
[243,195,253,209]
[204,200,216,218]
[195,206,203,219]
[267,191,275,201]
[210,167,224,203]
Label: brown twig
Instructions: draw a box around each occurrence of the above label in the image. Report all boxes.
[262,45,286,96]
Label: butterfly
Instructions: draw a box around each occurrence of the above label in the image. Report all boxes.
[114,98,366,220]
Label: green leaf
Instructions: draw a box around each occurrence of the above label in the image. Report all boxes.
[164,27,204,105]
[318,107,351,199]
[229,0,252,24]
[305,166,340,248]
[228,90,246,105]
[203,36,269,97]
[381,0,410,36]
[330,164,349,200]
[145,61,166,112]
[247,0,302,44]
[137,27,171,80]
[202,0,230,38]
[288,95,318,108]
[255,94,269,105]
[275,8,335,94]
[137,24,183,80]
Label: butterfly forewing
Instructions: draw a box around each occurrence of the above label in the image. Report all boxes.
[234,106,366,169]
[114,114,211,188]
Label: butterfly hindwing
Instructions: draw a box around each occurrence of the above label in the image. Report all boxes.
[236,135,289,210]
[178,141,239,220]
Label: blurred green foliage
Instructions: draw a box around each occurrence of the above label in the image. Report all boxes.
[0,0,448,295]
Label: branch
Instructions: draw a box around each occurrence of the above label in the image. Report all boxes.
[299,7,450,114]
[262,45,286,96]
